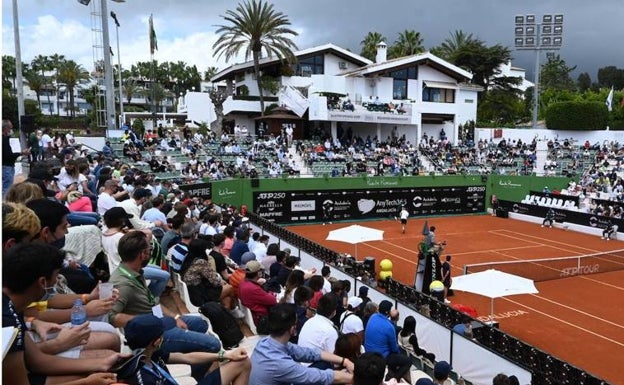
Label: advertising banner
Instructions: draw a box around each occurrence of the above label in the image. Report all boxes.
[179,182,212,200]
[254,185,486,223]
[498,200,624,229]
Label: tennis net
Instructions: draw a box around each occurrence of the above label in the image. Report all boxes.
[462,249,624,282]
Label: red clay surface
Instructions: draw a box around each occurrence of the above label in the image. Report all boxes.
[287,215,624,385]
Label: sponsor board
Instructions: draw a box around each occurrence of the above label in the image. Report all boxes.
[499,200,624,229]
[254,185,486,223]
[179,182,212,199]
[291,200,316,212]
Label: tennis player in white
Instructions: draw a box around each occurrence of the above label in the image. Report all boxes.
[399,206,409,234]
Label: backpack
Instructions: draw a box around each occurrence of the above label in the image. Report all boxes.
[199,302,244,349]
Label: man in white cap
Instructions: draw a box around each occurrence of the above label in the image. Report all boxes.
[339,296,364,339]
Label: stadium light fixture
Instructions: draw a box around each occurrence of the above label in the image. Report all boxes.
[513,13,564,129]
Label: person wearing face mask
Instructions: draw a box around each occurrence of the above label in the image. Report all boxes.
[2,119,31,198]
[13,201,120,353]
[109,231,222,382]
[26,199,98,293]
[3,241,123,385]
[56,159,86,193]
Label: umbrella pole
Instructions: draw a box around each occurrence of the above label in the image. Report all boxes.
[490,298,494,325]
[355,243,358,259]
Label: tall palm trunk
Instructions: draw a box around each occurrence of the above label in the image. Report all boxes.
[69,90,75,118]
[55,70,61,116]
[253,49,264,116]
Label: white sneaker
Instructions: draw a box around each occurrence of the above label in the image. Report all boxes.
[444,299,451,304]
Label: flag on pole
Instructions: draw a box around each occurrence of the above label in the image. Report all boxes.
[606,86,614,112]
[149,14,158,55]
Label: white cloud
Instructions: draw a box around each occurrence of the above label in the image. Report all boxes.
[3,13,244,76]
[3,0,623,80]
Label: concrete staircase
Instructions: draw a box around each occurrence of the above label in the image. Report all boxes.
[287,144,312,177]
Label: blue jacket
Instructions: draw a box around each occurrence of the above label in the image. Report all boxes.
[364,312,399,358]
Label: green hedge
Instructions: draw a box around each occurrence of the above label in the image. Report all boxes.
[545,101,608,130]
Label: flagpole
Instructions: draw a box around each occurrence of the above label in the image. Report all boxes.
[149,14,157,130]
[151,53,156,130]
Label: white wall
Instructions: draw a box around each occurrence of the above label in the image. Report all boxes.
[456,88,479,125]
[186,92,216,124]
[475,128,624,145]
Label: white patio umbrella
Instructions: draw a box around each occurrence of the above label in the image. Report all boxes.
[326,224,384,258]
[451,269,539,322]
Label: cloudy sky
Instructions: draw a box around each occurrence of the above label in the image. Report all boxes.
[2,0,623,82]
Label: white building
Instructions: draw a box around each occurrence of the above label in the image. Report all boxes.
[495,61,534,94]
[185,42,482,144]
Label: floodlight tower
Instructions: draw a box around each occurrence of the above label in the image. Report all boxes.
[78,0,125,134]
[514,14,564,129]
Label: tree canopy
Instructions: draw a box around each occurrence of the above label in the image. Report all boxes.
[388,30,424,59]
[540,54,576,91]
[360,31,386,62]
[213,0,298,116]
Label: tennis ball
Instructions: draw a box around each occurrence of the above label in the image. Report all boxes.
[380,259,393,271]
[429,280,444,291]
[379,270,393,280]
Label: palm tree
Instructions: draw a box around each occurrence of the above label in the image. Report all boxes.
[209,87,228,136]
[2,55,17,92]
[204,66,219,81]
[213,0,298,116]
[123,78,139,104]
[23,67,45,109]
[57,60,89,117]
[432,30,477,61]
[360,31,386,62]
[31,54,53,114]
[49,54,66,116]
[389,30,424,59]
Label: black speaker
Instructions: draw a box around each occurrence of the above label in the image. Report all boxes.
[251,178,259,188]
[20,115,35,133]
[481,175,488,183]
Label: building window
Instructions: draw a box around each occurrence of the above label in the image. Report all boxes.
[422,87,455,103]
[389,67,417,100]
[292,54,324,77]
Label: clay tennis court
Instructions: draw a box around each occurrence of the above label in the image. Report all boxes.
[287,215,624,385]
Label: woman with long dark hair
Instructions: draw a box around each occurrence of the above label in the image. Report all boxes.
[398,315,436,362]
[182,237,236,309]
[279,269,305,304]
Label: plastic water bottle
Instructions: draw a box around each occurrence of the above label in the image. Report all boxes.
[70,299,87,326]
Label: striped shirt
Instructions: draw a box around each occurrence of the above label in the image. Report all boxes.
[168,243,189,273]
